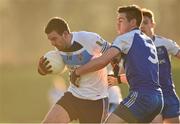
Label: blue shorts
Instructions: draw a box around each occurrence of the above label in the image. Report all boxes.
[113,90,163,123]
[161,91,180,118]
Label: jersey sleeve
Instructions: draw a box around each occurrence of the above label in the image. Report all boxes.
[111,34,133,54]
[166,39,180,56]
[78,32,110,54]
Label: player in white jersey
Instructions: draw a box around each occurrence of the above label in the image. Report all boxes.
[71,5,163,123]
[38,17,109,123]
[141,8,180,123]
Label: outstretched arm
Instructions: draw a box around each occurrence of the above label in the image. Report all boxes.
[76,47,120,76]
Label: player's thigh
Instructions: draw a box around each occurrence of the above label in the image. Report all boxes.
[42,104,70,123]
[163,116,180,123]
[105,113,125,123]
[111,103,139,123]
[162,92,180,121]
[152,114,163,123]
[57,92,79,121]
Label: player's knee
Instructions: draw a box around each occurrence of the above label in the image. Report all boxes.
[42,104,70,123]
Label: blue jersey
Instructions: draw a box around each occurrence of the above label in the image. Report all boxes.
[112,29,161,92]
[154,35,180,94]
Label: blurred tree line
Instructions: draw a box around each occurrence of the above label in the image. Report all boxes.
[0,0,180,123]
[0,0,180,65]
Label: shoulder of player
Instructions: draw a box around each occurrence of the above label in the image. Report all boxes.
[155,35,174,42]
[154,35,177,48]
[73,31,101,41]
[114,30,136,42]
[75,31,100,38]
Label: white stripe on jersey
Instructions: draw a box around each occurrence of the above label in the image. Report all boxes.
[124,92,138,108]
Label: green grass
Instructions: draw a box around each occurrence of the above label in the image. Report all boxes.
[171,57,180,96]
[0,64,52,123]
[0,58,179,122]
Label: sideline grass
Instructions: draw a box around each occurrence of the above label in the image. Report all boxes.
[0,64,52,122]
[0,58,179,122]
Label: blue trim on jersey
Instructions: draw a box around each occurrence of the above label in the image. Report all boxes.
[110,46,122,52]
[101,42,109,53]
[61,50,93,66]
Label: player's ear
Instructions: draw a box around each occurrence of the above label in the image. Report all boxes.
[130,18,137,27]
[152,22,156,28]
[62,31,69,39]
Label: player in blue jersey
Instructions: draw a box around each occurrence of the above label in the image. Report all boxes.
[141,8,180,123]
[70,5,163,123]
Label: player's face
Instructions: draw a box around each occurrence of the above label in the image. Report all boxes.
[140,16,154,35]
[116,13,133,35]
[47,31,69,51]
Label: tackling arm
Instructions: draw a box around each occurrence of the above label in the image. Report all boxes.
[76,47,120,76]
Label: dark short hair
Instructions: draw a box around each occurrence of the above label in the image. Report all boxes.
[142,8,155,23]
[118,5,142,27]
[45,17,70,35]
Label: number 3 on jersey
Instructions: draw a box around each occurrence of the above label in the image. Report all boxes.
[144,40,158,64]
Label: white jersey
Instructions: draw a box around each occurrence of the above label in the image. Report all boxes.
[59,31,109,100]
[153,35,180,92]
[154,35,179,56]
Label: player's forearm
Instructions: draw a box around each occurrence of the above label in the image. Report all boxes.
[120,74,128,84]
[76,57,109,76]
[76,47,119,76]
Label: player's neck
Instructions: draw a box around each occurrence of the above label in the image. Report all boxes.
[66,33,73,47]
[149,34,155,41]
[148,30,155,40]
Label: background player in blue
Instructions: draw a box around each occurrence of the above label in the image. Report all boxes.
[141,8,180,123]
[71,5,163,123]
[38,17,110,123]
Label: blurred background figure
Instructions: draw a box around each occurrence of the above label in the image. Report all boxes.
[1,0,180,123]
[141,8,180,123]
[48,76,67,107]
[107,64,122,113]
[108,86,122,113]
